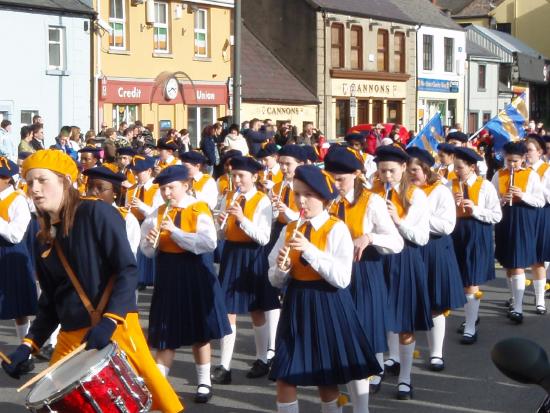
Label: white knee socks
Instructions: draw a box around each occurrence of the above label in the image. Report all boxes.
[196,363,211,393]
[14,320,30,342]
[533,279,546,307]
[267,309,280,361]
[277,400,299,413]
[511,273,526,313]
[385,332,400,366]
[253,322,269,363]
[464,294,480,336]
[156,363,169,377]
[220,324,236,370]
[398,341,415,390]
[347,379,370,413]
[321,399,342,413]
[427,314,445,363]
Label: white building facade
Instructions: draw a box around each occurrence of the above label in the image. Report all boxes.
[417,25,466,131]
[0,2,94,147]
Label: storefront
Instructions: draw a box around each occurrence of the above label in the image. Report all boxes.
[330,78,410,138]
[240,103,318,130]
[418,78,461,130]
[99,77,227,146]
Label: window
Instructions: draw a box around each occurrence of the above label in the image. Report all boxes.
[478,64,487,90]
[112,105,138,128]
[444,37,454,72]
[387,101,402,124]
[394,32,405,73]
[423,34,433,71]
[153,1,169,52]
[372,100,383,124]
[331,24,344,68]
[468,112,479,134]
[194,9,208,57]
[48,26,65,70]
[377,30,389,72]
[109,0,126,49]
[335,100,350,138]
[350,26,362,70]
[188,106,216,147]
[483,112,492,125]
[496,23,512,34]
[21,110,39,126]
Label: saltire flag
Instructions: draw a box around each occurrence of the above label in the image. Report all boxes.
[484,93,528,151]
[406,112,444,153]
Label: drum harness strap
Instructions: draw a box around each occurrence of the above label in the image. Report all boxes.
[54,242,115,327]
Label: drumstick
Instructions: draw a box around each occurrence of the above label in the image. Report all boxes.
[17,343,86,393]
[280,209,305,268]
[0,351,11,364]
[509,167,515,207]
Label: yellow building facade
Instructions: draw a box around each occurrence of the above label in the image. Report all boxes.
[93,0,232,145]
[490,0,550,58]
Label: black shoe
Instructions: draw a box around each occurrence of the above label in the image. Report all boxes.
[460,333,477,345]
[384,359,400,376]
[194,384,212,403]
[504,298,514,308]
[370,374,384,394]
[211,365,231,384]
[509,311,523,324]
[456,318,480,334]
[536,305,547,315]
[137,283,146,291]
[429,356,445,372]
[397,382,413,400]
[18,358,35,375]
[246,359,269,379]
[35,344,53,361]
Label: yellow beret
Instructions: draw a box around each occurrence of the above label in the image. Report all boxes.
[22,150,79,182]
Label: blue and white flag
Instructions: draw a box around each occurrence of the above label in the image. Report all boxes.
[484,93,528,151]
[406,112,444,153]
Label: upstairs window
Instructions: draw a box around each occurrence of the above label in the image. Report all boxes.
[331,24,344,68]
[153,1,169,52]
[48,26,65,70]
[423,34,433,71]
[394,32,405,73]
[350,26,362,70]
[444,37,454,72]
[194,9,208,57]
[377,29,389,72]
[109,0,126,49]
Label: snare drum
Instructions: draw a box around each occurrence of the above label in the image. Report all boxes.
[26,342,152,413]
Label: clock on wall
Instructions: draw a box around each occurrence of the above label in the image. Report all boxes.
[164,77,179,100]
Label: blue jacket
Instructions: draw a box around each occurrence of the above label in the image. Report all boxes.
[200,135,219,166]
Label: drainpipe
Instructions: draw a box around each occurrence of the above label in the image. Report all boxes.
[94,0,102,130]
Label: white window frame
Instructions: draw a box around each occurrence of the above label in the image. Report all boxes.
[194,8,208,57]
[48,26,65,70]
[153,1,169,53]
[112,104,138,128]
[21,110,40,126]
[109,0,126,50]
[188,106,216,147]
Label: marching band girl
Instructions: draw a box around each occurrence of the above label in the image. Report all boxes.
[451,147,502,343]
[344,133,377,187]
[525,136,550,314]
[268,164,380,413]
[325,146,404,396]
[213,156,279,383]
[180,151,218,210]
[436,143,457,185]
[372,145,431,400]
[257,143,284,191]
[153,137,181,176]
[0,157,37,373]
[492,141,544,324]
[217,150,242,196]
[1,150,183,413]
[141,165,231,403]
[406,147,465,371]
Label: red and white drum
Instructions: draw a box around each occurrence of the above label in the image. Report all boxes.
[26,343,152,413]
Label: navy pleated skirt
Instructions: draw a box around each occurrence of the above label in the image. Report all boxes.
[495,203,538,269]
[23,214,39,274]
[349,247,388,353]
[452,218,495,287]
[536,204,550,262]
[219,241,281,314]
[0,238,37,319]
[148,251,231,349]
[265,220,286,256]
[213,239,224,264]
[385,242,433,333]
[269,279,381,386]
[420,234,466,312]
[137,249,156,286]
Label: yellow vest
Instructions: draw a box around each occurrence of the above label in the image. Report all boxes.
[127,183,159,221]
[0,191,20,221]
[451,176,484,218]
[328,191,372,239]
[273,181,298,224]
[497,168,530,205]
[193,174,212,193]
[225,191,265,242]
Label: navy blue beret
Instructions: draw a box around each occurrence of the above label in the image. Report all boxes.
[278,145,307,162]
[229,156,263,173]
[437,143,456,154]
[157,137,178,151]
[0,157,18,178]
[301,145,320,163]
[180,151,206,165]
[526,135,547,151]
[256,143,279,158]
[79,146,101,156]
[83,165,125,184]
[128,155,155,172]
[503,141,527,156]
[324,146,364,173]
[116,146,136,157]
[543,135,550,144]
[294,164,338,201]
[453,147,483,164]
[406,147,435,167]
[374,145,409,163]
[345,133,366,143]
[18,152,32,161]
[153,165,189,186]
[446,131,469,143]
[221,149,243,163]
